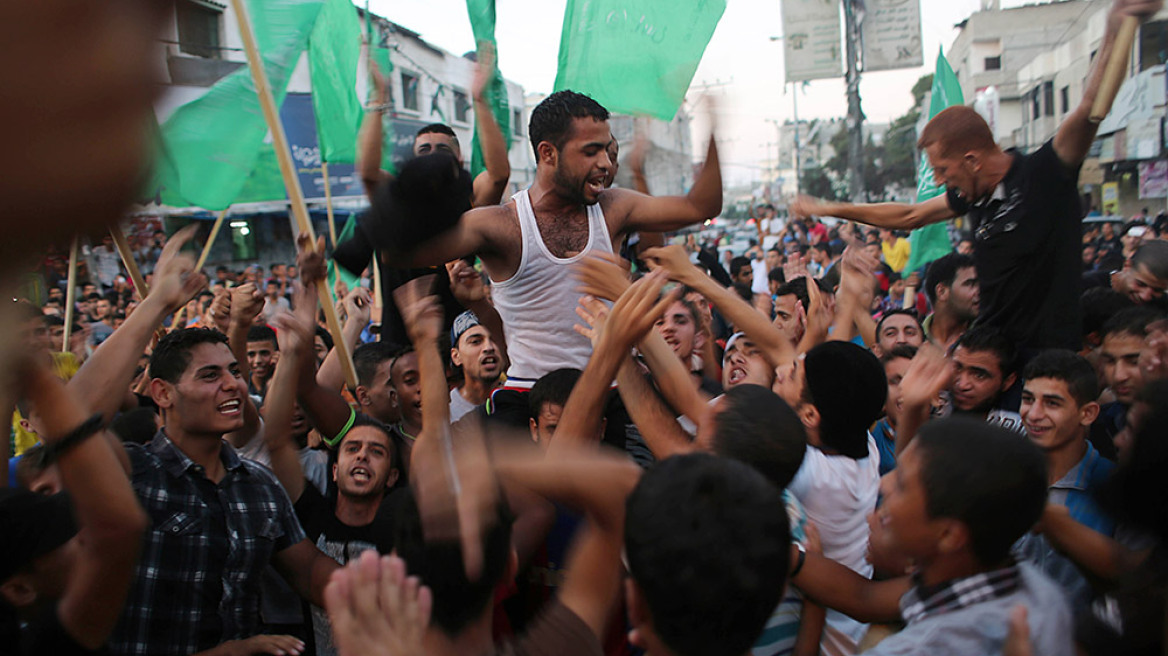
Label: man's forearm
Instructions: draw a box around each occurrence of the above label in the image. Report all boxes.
[415,335,450,432]
[636,332,707,426]
[69,294,168,422]
[810,200,922,230]
[357,109,388,199]
[549,339,625,454]
[686,271,794,368]
[686,137,722,218]
[792,552,908,623]
[471,88,511,207]
[615,357,696,460]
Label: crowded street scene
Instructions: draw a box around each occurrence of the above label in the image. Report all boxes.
[4,0,1168,654]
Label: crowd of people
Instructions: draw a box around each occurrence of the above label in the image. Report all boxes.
[4,0,1168,655]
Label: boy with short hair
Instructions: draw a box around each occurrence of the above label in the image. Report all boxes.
[526,368,582,449]
[792,417,1073,655]
[1016,349,1115,607]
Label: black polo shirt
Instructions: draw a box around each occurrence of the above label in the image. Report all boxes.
[947,139,1083,350]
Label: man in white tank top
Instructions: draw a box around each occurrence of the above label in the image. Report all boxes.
[394,90,723,409]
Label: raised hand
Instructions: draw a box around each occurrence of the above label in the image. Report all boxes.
[343,285,373,328]
[642,245,701,286]
[573,295,612,348]
[899,343,954,410]
[296,234,328,288]
[574,252,631,302]
[208,287,232,333]
[229,283,264,326]
[392,275,442,346]
[470,42,496,101]
[325,551,431,656]
[788,195,823,221]
[447,259,486,305]
[151,225,206,314]
[602,270,681,353]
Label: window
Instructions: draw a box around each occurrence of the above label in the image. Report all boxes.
[401,71,419,111]
[513,109,523,136]
[1060,86,1070,115]
[1031,88,1040,120]
[1139,19,1168,71]
[176,0,222,59]
[1042,81,1055,117]
[984,56,1002,71]
[453,90,470,123]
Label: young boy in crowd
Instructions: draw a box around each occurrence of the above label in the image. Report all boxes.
[791,418,1073,655]
[871,345,917,475]
[1015,349,1116,608]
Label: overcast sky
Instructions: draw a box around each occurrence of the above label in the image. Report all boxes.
[368,0,1045,185]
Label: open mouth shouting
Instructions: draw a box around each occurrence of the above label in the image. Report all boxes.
[217,398,242,417]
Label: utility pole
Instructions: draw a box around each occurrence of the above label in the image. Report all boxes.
[790,83,802,197]
[843,0,865,202]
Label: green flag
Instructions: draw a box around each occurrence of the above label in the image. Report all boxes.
[156,0,326,210]
[327,214,363,302]
[904,48,964,273]
[553,0,725,120]
[309,0,363,165]
[465,0,511,179]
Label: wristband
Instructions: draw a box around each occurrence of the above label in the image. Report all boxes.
[791,542,807,578]
[365,103,392,113]
[324,406,358,448]
[43,413,105,464]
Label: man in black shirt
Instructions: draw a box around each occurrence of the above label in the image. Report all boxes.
[790,0,1163,353]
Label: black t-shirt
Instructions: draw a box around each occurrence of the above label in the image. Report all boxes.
[22,606,107,656]
[293,482,400,557]
[947,140,1083,350]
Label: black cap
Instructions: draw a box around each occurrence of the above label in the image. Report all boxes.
[0,490,77,581]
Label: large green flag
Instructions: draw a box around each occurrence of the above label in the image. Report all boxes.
[904,48,964,273]
[465,0,511,179]
[308,0,363,165]
[156,0,326,210]
[553,0,726,121]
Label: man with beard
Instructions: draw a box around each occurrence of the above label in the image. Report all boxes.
[448,310,505,422]
[390,90,721,426]
[265,301,402,656]
[921,252,979,350]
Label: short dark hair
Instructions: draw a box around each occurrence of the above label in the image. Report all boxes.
[767,268,786,285]
[246,325,278,349]
[802,342,887,459]
[85,293,103,303]
[1080,287,1133,338]
[1022,349,1099,407]
[915,418,1048,565]
[314,325,334,353]
[923,252,975,305]
[875,309,922,338]
[528,368,582,420]
[1101,379,1168,543]
[343,415,405,488]
[1130,239,1168,280]
[353,342,398,388]
[625,453,789,656]
[528,90,609,158]
[394,487,513,636]
[880,344,919,365]
[710,385,806,489]
[774,277,810,310]
[1101,306,1164,341]
[149,328,231,383]
[954,325,1018,376]
[416,123,458,142]
[109,407,160,445]
[729,256,752,276]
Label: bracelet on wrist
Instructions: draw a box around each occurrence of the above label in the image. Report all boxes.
[365,103,392,113]
[791,542,807,578]
[43,413,106,464]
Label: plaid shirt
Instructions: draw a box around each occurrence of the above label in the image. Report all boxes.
[109,431,306,656]
[899,563,1022,625]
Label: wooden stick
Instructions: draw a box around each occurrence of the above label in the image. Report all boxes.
[196,209,229,271]
[1090,16,1140,123]
[323,161,338,248]
[372,253,383,310]
[110,224,149,300]
[230,0,358,391]
[62,237,79,352]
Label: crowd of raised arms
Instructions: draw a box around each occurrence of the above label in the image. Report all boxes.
[4,1,1168,656]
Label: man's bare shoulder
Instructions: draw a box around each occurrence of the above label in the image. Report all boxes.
[466,201,521,254]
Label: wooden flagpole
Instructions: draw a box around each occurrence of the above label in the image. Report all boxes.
[109,224,149,299]
[62,237,79,352]
[229,0,358,391]
[1090,17,1139,123]
[322,162,338,248]
[196,209,229,272]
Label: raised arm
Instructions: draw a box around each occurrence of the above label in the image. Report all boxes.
[830,246,879,344]
[469,44,511,208]
[790,550,909,623]
[789,193,955,231]
[448,259,508,363]
[1054,0,1165,167]
[609,136,721,234]
[644,245,795,368]
[265,286,322,504]
[614,355,699,460]
[24,359,147,649]
[317,285,371,391]
[396,205,503,268]
[68,226,205,425]
[894,344,954,455]
[358,63,393,200]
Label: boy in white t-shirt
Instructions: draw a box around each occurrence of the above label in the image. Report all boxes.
[776,340,888,655]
